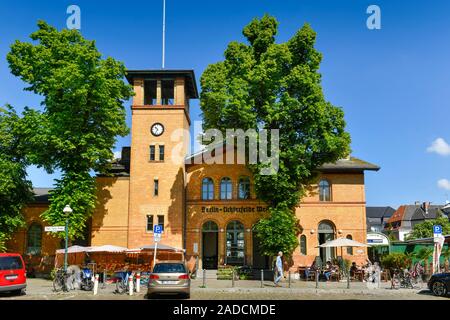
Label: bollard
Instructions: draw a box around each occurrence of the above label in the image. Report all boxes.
[136,272,141,293]
[231,270,235,288]
[288,271,291,288]
[315,270,319,289]
[128,273,134,296]
[102,270,107,289]
[202,269,206,288]
[347,270,350,289]
[260,269,264,288]
[93,274,99,295]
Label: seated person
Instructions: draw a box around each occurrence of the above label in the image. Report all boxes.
[350,262,359,278]
[323,261,333,281]
[304,260,317,279]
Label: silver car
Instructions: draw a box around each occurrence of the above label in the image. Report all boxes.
[147,261,190,299]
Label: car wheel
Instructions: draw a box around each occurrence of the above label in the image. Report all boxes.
[11,289,22,296]
[432,281,448,297]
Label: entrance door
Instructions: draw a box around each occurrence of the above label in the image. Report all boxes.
[318,221,336,263]
[252,231,269,269]
[202,221,218,269]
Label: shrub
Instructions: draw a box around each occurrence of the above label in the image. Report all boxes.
[381,253,411,271]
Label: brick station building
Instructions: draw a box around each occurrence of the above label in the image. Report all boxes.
[7,69,380,271]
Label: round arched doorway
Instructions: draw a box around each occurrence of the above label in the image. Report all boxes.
[202,221,218,269]
[225,220,245,265]
[318,221,336,264]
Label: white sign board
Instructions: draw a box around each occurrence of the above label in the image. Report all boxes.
[154,232,161,243]
[193,242,198,253]
[367,232,389,246]
[45,226,65,232]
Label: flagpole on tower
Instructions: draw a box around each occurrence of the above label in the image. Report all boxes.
[162,0,166,69]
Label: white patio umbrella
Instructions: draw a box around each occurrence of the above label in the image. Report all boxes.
[56,245,90,254]
[318,237,371,287]
[139,244,185,252]
[318,237,370,261]
[87,245,128,253]
[318,237,370,249]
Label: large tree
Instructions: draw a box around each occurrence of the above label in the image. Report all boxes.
[7,21,134,239]
[200,15,350,257]
[405,213,450,240]
[0,106,33,251]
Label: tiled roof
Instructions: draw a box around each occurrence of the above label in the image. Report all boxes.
[366,206,395,219]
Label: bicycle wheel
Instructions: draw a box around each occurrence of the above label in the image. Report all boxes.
[116,281,127,294]
[53,276,64,292]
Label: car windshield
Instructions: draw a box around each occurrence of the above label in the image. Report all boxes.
[153,263,186,273]
[0,256,23,270]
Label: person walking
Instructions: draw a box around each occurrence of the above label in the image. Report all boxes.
[274,251,283,287]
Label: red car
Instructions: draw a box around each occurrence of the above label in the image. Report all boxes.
[0,253,27,295]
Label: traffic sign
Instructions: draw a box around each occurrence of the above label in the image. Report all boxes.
[433,225,443,235]
[45,226,65,232]
[154,232,161,243]
[154,225,163,234]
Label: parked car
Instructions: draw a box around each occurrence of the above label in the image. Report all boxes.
[427,272,450,297]
[147,261,190,299]
[0,253,27,295]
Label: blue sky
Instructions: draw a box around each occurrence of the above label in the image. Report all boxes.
[1,0,450,208]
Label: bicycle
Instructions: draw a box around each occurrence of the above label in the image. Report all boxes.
[390,269,401,289]
[53,268,71,292]
[115,271,137,294]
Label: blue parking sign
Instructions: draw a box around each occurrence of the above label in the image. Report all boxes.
[433,225,442,234]
[154,225,163,234]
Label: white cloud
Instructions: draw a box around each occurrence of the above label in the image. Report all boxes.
[427,138,450,156]
[437,179,450,191]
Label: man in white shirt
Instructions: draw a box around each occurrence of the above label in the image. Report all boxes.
[274,251,283,287]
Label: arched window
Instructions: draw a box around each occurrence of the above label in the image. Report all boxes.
[27,223,42,255]
[220,177,232,200]
[226,220,245,265]
[238,177,251,199]
[202,178,214,200]
[318,220,336,263]
[300,235,307,255]
[202,220,218,232]
[346,235,353,255]
[319,180,331,202]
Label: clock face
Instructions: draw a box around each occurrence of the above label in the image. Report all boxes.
[151,123,164,137]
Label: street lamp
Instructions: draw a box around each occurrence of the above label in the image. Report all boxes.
[63,205,72,272]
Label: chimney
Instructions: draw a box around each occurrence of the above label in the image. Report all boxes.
[422,201,430,215]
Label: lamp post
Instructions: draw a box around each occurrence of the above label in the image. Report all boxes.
[63,205,72,272]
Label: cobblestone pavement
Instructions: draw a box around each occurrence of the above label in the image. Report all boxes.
[0,278,447,300]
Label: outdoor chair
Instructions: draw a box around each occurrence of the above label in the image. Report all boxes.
[381,269,390,281]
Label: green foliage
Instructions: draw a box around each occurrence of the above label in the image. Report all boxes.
[381,253,412,271]
[0,106,33,251]
[200,15,350,256]
[405,213,450,240]
[7,21,133,239]
[414,247,434,263]
[253,205,300,256]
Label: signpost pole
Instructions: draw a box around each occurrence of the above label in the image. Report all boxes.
[64,218,69,272]
[153,242,158,270]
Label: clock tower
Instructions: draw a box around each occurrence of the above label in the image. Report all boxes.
[125,70,198,249]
